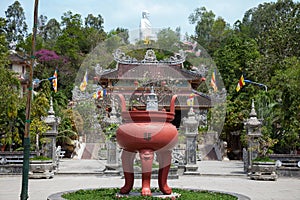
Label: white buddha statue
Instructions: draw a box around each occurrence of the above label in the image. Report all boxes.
[140,10,152,41]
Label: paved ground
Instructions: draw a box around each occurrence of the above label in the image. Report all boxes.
[0,159,299,200]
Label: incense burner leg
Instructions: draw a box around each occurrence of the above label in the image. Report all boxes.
[120,150,136,194]
[139,149,154,196]
[157,150,172,195]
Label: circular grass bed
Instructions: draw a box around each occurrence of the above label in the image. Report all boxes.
[62,188,238,200]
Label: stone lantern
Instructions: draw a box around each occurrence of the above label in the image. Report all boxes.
[182,107,200,175]
[244,100,262,171]
[43,97,60,162]
[146,86,158,111]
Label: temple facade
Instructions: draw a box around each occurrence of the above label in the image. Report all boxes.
[97,49,210,128]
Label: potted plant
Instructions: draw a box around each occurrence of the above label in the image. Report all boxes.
[29,156,54,179]
[104,123,119,142]
[250,136,278,181]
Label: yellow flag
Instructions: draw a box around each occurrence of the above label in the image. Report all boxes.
[52,70,58,92]
[80,71,88,92]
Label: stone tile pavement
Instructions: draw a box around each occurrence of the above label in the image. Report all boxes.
[0,159,299,200]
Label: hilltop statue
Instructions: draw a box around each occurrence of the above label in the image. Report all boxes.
[140,10,152,41]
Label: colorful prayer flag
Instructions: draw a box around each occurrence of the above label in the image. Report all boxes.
[210,70,218,92]
[52,69,58,92]
[187,93,195,106]
[236,75,245,92]
[99,89,106,100]
[93,89,106,100]
[80,71,88,92]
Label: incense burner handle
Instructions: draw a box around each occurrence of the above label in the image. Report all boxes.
[118,94,177,113]
[170,95,177,114]
[118,94,127,112]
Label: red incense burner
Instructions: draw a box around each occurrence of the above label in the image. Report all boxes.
[116,94,178,196]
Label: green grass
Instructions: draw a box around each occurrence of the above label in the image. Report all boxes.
[62,188,237,200]
[252,157,275,162]
[30,156,51,160]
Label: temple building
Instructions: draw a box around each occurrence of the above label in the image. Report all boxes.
[8,51,30,97]
[97,49,210,128]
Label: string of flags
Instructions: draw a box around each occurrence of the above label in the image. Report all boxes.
[78,70,107,100]
[93,89,106,100]
[236,75,268,92]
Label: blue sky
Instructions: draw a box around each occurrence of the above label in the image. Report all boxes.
[0,0,288,35]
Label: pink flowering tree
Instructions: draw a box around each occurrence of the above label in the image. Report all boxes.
[35,49,60,62]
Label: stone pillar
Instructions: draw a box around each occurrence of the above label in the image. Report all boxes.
[244,100,262,172]
[43,98,60,162]
[104,99,121,175]
[183,107,200,175]
[106,141,119,171]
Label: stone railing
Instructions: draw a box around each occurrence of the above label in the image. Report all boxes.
[0,152,37,174]
[0,152,36,165]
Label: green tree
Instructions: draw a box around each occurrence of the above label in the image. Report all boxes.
[189,7,230,55]
[4,0,28,47]
[232,0,300,154]
[20,33,43,54]
[43,18,61,49]
[108,27,129,44]
[214,34,261,93]
[0,66,22,151]
[213,32,261,150]
[156,28,181,53]
[242,0,300,81]
[83,14,107,51]
[37,14,48,36]
[189,7,215,51]
[0,18,9,67]
[85,14,104,31]
[269,57,300,153]
[55,11,84,66]
[56,108,81,154]
[30,82,51,154]
[209,17,229,54]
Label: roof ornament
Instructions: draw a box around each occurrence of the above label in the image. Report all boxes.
[95,64,103,76]
[142,49,157,63]
[167,49,186,63]
[113,49,134,63]
[112,49,185,65]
